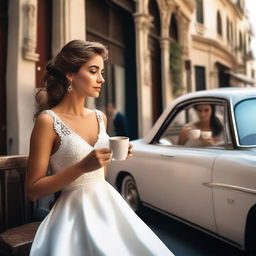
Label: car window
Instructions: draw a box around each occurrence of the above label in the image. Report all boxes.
[159,103,228,148]
[235,98,256,146]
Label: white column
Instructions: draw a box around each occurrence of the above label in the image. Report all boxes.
[6,0,38,154]
[52,0,86,55]
[160,37,172,108]
[133,12,153,137]
[158,1,174,108]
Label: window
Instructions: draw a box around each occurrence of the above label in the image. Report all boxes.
[196,0,204,24]
[158,102,227,147]
[226,17,229,41]
[217,11,222,36]
[237,0,244,10]
[170,15,179,42]
[230,22,233,46]
[239,31,243,50]
[195,66,206,91]
[235,99,256,146]
[244,33,247,54]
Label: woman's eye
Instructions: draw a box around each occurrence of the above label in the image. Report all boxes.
[90,70,97,74]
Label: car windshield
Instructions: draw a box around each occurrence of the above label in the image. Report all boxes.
[235,98,256,146]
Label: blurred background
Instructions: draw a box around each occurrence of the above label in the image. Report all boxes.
[0,0,255,156]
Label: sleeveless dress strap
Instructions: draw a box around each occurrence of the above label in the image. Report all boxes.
[43,110,71,143]
[95,110,105,134]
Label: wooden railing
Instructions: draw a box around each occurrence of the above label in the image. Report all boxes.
[0,155,32,232]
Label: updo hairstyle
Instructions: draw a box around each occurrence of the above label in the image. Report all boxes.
[35,40,108,117]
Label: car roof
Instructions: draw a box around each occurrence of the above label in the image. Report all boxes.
[143,87,256,143]
[174,87,256,103]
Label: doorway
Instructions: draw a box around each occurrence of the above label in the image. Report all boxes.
[86,0,138,139]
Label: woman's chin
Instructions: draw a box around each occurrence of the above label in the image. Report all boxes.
[89,92,100,98]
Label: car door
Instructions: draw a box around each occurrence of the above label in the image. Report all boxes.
[139,101,228,233]
[212,150,256,245]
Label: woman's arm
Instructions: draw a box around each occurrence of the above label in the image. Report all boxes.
[26,113,111,201]
[177,126,190,145]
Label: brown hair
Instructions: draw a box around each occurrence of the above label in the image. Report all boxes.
[194,104,223,136]
[35,40,108,118]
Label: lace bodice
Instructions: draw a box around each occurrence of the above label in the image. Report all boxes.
[43,109,109,190]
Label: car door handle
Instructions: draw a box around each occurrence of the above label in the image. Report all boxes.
[161,153,175,158]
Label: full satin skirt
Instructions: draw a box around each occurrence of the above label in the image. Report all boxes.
[30,181,174,256]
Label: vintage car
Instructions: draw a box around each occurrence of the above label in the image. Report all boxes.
[107,88,256,254]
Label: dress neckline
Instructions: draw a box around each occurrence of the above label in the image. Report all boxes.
[49,109,101,148]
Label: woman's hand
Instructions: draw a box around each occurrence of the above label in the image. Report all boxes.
[178,126,191,145]
[199,137,215,146]
[78,147,112,173]
[127,143,133,159]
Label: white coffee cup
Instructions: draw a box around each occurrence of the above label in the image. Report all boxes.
[109,136,129,161]
[190,129,201,139]
[201,131,212,139]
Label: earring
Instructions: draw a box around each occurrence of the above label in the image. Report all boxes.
[67,81,73,93]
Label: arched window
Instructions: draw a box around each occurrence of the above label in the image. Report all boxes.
[196,0,204,24]
[239,31,243,50]
[244,33,247,54]
[217,11,222,36]
[237,0,244,9]
[170,14,179,42]
[230,22,233,46]
[226,17,229,41]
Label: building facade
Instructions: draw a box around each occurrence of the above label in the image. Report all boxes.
[190,0,255,93]
[0,0,255,156]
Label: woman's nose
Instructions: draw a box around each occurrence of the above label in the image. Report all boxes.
[97,73,105,83]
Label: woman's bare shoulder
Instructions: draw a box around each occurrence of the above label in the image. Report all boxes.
[32,112,56,137]
[29,112,56,149]
[35,111,54,126]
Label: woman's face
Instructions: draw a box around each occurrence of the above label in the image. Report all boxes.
[70,54,105,98]
[195,104,212,122]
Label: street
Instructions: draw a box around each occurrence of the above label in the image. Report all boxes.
[139,207,246,256]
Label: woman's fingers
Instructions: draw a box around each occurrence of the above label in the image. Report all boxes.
[101,152,113,161]
[98,147,112,154]
[97,148,112,162]
[127,143,133,158]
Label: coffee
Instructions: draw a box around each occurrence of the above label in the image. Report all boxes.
[190,129,201,139]
[201,131,212,139]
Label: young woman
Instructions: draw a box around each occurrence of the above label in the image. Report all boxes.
[178,104,224,146]
[27,40,174,256]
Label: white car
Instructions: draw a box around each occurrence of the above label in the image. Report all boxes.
[107,88,256,255]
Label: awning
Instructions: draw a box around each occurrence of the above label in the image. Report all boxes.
[225,70,255,85]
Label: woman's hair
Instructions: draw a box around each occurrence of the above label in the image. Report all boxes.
[194,104,223,136]
[35,40,108,118]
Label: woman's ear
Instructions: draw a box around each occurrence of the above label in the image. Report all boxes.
[65,73,73,82]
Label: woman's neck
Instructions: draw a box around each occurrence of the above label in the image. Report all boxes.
[54,93,87,116]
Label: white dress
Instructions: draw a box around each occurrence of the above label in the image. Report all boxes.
[30,109,174,256]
